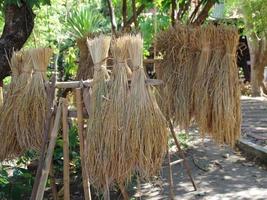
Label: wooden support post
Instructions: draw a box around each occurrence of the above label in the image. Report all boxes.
[50,162,58,200]
[30,76,56,200]
[168,119,197,191]
[75,88,91,200]
[167,146,174,200]
[0,80,3,106]
[62,99,70,200]
[35,100,63,200]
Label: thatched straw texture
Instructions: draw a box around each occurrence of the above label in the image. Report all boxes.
[85,35,112,190]
[0,52,25,161]
[155,24,200,129]
[126,34,168,178]
[155,24,241,146]
[99,36,132,190]
[209,26,241,146]
[16,48,52,151]
[192,25,214,136]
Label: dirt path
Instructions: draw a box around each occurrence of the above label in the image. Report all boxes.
[133,132,267,200]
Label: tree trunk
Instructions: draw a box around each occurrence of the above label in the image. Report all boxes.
[248,36,267,96]
[192,0,215,25]
[76,36,94,80]
[122,0,127,27]
[106,0,117,34]
[0,3,35,81]
[171,0,177,26]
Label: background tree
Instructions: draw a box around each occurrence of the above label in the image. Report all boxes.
[0,0,50,82]
[226,0,267,96]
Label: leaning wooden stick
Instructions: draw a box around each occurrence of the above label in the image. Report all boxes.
[35,99,63,200]
[75,88,91,200]
[168,119,197,191]
[50,162,58,200]
[167,146,174,200]
[62,99,70,200]
[30,76,56,200]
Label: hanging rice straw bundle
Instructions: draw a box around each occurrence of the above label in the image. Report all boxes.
[16,48,52,151]
[192,25,213,136]
[209,26,241,146]
[155,24,199,130]
[85,35,111,189]
[126,34,168,178]
[96,36,132,190]
[0,52,24,160]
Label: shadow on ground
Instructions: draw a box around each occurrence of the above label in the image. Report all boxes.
[131,132,267,200]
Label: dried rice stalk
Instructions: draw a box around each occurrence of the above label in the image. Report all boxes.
[126,34,168,178]
[209,26,241,146]
[85,35,112,189]
[16,48,52,151]
[192,25,214,136]
[156,24,241,146]
[100,36,132,190]
[155,24,199,129]
[0,52,24,160]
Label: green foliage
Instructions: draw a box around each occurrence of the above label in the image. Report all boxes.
[225,0,267,37]
[139,11,170,56]
[0,166,34,200]
[66,5,108,39]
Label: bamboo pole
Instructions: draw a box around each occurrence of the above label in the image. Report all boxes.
[55,78,163,89]
[75,88,91,200]
[30,76,56,200]
[50,162,58,200]
[62,99,70,200]
[167,146,174,200]
[35,99,63,200]
[168,119,197,191]
[0,80,3,107]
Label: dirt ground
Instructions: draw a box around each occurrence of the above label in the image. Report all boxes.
[132,131,267,200]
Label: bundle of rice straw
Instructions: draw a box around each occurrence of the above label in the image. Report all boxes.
[208,26,241,146]
[100,36,132,190]
[85,35,112,189]
[192,25,214,136]
[155,24,200,130]
[16,48,52,151]
[126,34,168,178]
[156,24,241,146]
[0,52,24,161]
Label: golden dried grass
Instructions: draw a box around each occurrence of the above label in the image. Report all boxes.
[0,52,25,160]
[209,26,241,146]
[16,48,52,151]
[156,24,241,146]
[85,35,113,190]
[126,34,168,179]
[155,24,200,129]
[99,35,132,189]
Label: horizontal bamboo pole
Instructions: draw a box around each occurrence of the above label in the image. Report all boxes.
[55,78,163,89]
